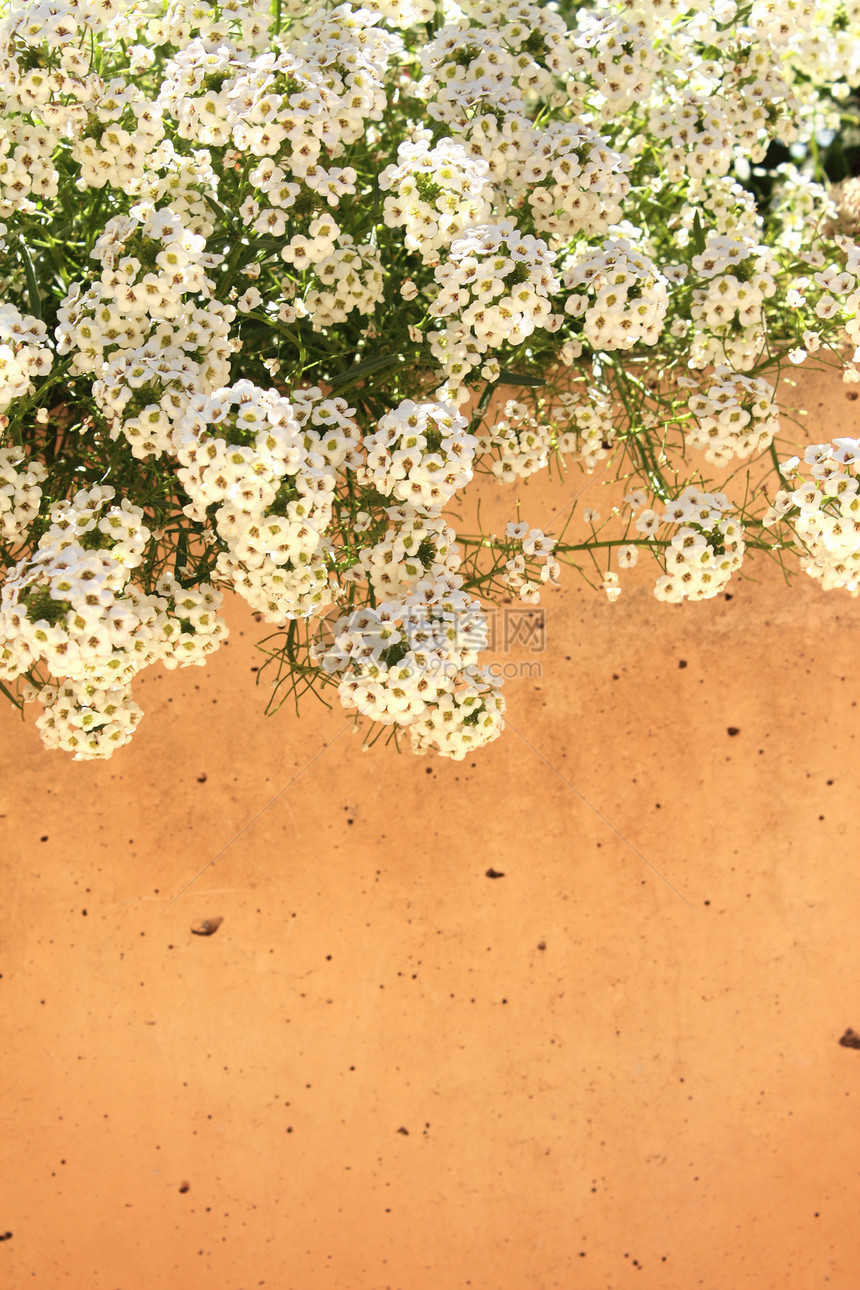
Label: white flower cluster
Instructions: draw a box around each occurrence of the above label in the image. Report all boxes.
[769,163,837,256]
[275,211,339,271]
[360,399,477,510]
[765,440,860,594]
[0,0,129,157]
[552,388,616,472]
[562,240,668,352]
[822,250,860,357]
[89,204,215,319]
[0,445,47,544]
[686,367,780,466]
[379,135,492,265]
[74,81,166,191]
[156,39,243,151]
[687,237,779,371]
[33,679,145,761]
[0,486,155,688]
[355,505,460,599]
[683,177,762,246]
[452,111,630,250]
[290,386,363,472]
[503,522,560,605]
[304,238,385,331]
[408,665,505,761]
[215,8,400,196]
[136,141,219,238]
[477,398,554,482]
[313,575,505,758]
[154,573,230,671]
[415,4,572,129]
[649,53,796,183]
[428,219,559,402]
[173,381,306,519]
[226,543,336,622]
[789,0,860,89]
[362,0,435,27]
[173,380,338,622]
[647,487,745,603]
[0,305,53,411]
[0,115,62,218]
[569,13,658,114]
[0,486,227,755]
[55,204,234,460]
[521,120,631,248]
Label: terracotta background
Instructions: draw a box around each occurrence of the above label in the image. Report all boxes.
[2,365,860,1289]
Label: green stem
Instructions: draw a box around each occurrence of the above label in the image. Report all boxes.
[456,535,668,553]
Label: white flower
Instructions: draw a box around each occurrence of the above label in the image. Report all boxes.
[635,509,660,536]
[236,287,263,313]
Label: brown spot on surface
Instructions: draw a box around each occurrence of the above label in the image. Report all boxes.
[191,917,223,937]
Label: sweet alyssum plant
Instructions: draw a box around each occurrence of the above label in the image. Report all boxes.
[1,0,860,760]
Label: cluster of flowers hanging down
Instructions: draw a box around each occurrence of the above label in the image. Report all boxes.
[1,0,860,759]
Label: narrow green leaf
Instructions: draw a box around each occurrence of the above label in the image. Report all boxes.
[203,192,238,227]
[0,677,23,711]
[174,526,189,583]
[498,369,544,387]
[328,353,402,389]
[692,211,706,255]
[474,379,497,420]
[18,237,42,320]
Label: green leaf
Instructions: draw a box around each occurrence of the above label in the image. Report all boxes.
[203,192,239,228]
[0,677,23,710]
[692,211,706,256]
[473,379,497,420]
[328,352,402,389]
[497,369,544,387]
[174,526,189,583]
[17,237,41,320]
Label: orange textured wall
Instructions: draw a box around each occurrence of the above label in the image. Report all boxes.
[2,364,859,1289]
